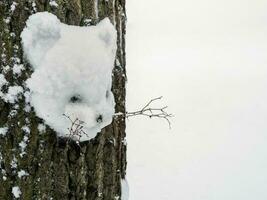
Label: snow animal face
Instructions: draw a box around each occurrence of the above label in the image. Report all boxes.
[21,12,117,141]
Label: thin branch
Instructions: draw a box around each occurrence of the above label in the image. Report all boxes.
[63,114,89,144]
[125,96,173,129]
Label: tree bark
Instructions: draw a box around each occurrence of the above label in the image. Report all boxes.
[0,0,127,199]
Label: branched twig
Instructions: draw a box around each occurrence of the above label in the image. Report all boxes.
[63,114,89,144]
[125,96,173,128]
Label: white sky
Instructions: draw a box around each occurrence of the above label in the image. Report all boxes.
[126,0,267,199]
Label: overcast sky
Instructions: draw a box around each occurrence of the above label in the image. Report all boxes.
[126,0,267,199]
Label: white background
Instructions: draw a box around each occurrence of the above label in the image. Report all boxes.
[126,0,267,199]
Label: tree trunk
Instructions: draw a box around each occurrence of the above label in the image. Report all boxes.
[0,0,126,199]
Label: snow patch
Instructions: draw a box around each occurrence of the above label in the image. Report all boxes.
[10,2,18,13]
[31,1,37,12]
[4,17,11,24]
[22,125,30,134]
[9,110,18,118]
[18,170,29,178]
[83,18,92,26]
[0,127,8,136]
[19,135,29,157]
[121,179,129,200]
[38,123,46,133]
[0,74,7,89]
[21,12,117,141]
[11,157,18,169]
[11,56,20,64]
[0,83,24,104]
[24,91,31,103]
[49,0,58,7]
[10,32,16,38]
[3,86,23,104]
[24,105,31,112]
[13,64,25,76]
[1,168,7,181]
[12,186,21,198]
[2,65,10,73]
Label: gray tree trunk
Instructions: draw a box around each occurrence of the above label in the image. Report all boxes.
[0,0,126,199]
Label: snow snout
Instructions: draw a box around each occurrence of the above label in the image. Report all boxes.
[64,103,99,129]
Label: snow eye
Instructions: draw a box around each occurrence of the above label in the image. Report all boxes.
[69,95,82,103]
[96,114,103,123]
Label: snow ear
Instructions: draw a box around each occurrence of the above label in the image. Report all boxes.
[21,12,61,69]
[97,18,117,57]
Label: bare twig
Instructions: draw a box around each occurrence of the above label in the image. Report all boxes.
[63,114,89,144]
[125,96,173,128]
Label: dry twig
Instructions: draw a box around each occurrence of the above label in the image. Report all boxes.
[63,114,89,144]
[126,96,173,128]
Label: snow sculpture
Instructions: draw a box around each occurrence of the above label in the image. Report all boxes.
[21,12,117,141]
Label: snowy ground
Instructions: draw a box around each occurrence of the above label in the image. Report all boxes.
[126,0,267,199]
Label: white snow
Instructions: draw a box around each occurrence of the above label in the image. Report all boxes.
[9,110,17,117]
[1,168,7,179]
[0,74,7,98]
[31,1,37,12]
[19,135,29,157]
[49,0,58,7]
[22,126,30,134]
[11,56,20,64]
[10,2,18,13]
[0,74,7,88]
[38,124,46,133]
[24,91,31,103]
[4,17,11,24]
[12,186,21,198]
[18,170,29,178]
[84,18,92,26]
[1,168,7,181]
[4,86,23,104]
[24,105,31,112]
[21,12,117,141]
[10,32,16,38]
[3,65,10,73]
[19,139,27,150]
[0,127,8,136]
[11,157,18,169]
[121,179,129,200]
[13,64,25,76]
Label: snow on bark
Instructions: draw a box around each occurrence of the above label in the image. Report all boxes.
[49,0,59,7]
[0,74,7,88]
[0,127,8,136]
[2,86,23,104]
[12,186,21,198]
[121,179,129,200]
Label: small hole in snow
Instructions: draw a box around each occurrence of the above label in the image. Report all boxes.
[106,90,109,98]
[70,95,82,103]
[96,115,103,123]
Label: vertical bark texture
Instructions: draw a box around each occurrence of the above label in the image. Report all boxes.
[0,0,126,199]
